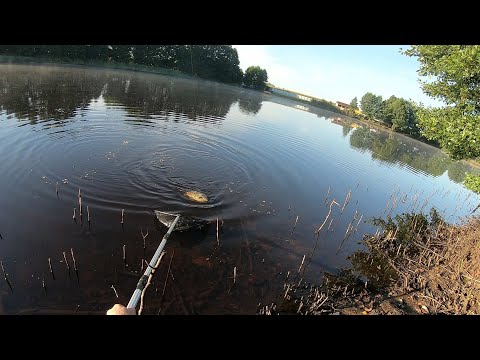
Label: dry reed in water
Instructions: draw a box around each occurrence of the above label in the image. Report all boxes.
[63,251,70,271]
[315,199,340,234]
[291,215,299,236]
[139,251,166,315]
[48,257,55,280]
[158,249,175,315]
[1,261,10,284]
[323,186,331,206]
[141,228,149,249]
[78,189,82,216]
[341,189,351,214]
[71,248,77,271]
[298,255,306,274]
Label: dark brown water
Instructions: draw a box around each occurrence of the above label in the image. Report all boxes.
[0,64,479,314]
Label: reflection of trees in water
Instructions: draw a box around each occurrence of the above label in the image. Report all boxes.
[102,76,239,124]
[349,126,473,183]
[342,125,352,138]
[348,249,397,291]
[446,161,470,183]
[0,67,241,127]
[238,91,263,115]
[0,67,107,124]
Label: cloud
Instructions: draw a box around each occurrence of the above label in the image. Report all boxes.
[233,45,443,107]
[233,45,299,88]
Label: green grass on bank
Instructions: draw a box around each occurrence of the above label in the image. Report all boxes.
[0,55,194,79]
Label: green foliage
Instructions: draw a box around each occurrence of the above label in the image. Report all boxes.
[403,46,480,160]
[416,106,480,159]
[243,66,268,90]
[350,96,358,109]
[404,45,480,108]
[464,173,480,193]
[0,45,245,86]
[360,92,383,120]
[310,98,343,113]
[382,96,419,135]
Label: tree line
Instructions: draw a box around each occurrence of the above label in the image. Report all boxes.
[346,46,480,193]
[347,93,423,140]
[0,45,269,90]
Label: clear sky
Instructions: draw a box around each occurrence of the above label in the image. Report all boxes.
[233,45,443,107]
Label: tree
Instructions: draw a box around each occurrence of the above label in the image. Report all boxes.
[0,45,245,87]
[382,96,418,135]
[360,92,383,121]
[381,95,397,126]
[243,66,268,90]
[403,45,480,159]
[350,97,358,109]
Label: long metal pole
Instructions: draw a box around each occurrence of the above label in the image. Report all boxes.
[127,214,180,309]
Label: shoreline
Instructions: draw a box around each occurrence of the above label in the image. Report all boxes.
[263,210,480,315]
[2,57,479,170]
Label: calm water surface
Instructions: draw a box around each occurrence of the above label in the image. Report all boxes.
[0,64,478,314]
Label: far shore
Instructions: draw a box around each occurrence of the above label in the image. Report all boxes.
[1,55,479,170]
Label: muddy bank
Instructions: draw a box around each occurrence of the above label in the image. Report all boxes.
[260,209,480,315]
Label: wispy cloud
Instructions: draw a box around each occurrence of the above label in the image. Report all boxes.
[233,45,443,107]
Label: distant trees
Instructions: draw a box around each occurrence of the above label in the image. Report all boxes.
[243,66,268,90]
[0,45,245,86]
[311,98,343,113]
[355,92,421,138]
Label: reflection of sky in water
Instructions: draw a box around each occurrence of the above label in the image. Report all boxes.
[224,100,479,231]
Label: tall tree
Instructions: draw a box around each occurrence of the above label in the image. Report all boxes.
[243,66,268,90]
[382,96,418,135]
[360,92,383,120]
[403,45,480,159]
[350,96,358,109]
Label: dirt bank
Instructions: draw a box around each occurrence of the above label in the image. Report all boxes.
[259,210,480,315]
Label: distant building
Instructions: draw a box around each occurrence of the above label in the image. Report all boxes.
[268,85,313,102]
[335,101,351,111]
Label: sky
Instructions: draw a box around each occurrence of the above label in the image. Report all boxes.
[233,45,443,107]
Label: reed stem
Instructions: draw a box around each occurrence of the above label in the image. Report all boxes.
[63,251,70,271]
[70,248,77,271]
[48,257,55,280]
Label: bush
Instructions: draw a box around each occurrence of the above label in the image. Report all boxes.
[464,173,480,194]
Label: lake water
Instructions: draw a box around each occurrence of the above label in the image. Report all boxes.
[0,64,478,314]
